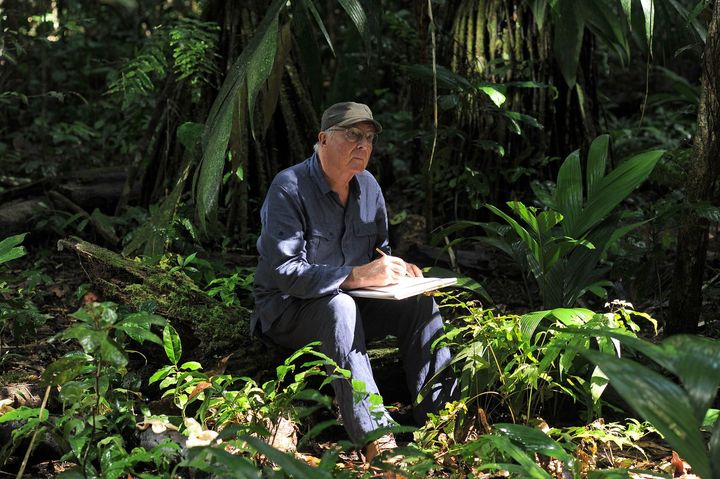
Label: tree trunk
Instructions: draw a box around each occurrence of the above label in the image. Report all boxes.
[440,0,597,221]
[667,3,720,336]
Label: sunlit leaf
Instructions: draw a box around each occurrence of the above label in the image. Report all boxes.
[580,349,711,479]
[495,423,575,464]
[640,0,655,46]
[479,85,506,107]
[163,324,182,365]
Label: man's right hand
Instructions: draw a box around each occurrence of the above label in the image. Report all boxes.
[340,255,409,289]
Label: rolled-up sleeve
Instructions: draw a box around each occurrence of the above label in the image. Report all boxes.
[258,184,353,299]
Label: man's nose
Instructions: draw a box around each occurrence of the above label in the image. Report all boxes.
[356,136,372,147]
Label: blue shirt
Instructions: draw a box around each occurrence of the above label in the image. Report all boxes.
[252,153,390,333]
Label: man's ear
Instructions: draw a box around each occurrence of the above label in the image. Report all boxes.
[318,131,327,145]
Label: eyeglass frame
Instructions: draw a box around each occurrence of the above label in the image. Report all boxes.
[326,126,379,145]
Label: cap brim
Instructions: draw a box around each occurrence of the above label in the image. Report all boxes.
[335,116,383,133]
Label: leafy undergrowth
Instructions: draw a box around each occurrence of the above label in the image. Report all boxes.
[1,240,718,479]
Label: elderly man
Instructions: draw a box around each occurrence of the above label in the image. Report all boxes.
[252,101,456,461]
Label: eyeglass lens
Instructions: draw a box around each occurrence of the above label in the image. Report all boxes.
[332,127,377,144]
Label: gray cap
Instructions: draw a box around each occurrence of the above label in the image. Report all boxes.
[320,101,382,133]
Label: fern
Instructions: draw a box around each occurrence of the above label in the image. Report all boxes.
[106,39,167,107]
[168,18,220,89]
[107,17,220,107]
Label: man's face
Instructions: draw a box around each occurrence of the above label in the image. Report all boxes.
[318,121,376,179]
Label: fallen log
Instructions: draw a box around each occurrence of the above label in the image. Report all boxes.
[56,236,274,376]
[0,167,137,237]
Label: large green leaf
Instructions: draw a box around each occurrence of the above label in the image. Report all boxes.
[555,149,583,236]
[551,0,584,87]
[486,204,541,274]
[519,310,553,340]
[162,324,182,365]
[574,149,663,236]
[655,335,720,425]
[563,216,632,305]
[182,447,261,478]
[42,355,90,386]
[579,1,629,62]
[585,134,609,201]
[196,0,286,229]
[508,201,541,236]
[246,12,280,137]
[621,0,632,24]
[495,423,575,464]
[580,349,711,479]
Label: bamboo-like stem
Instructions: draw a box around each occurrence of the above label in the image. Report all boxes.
[15,385,51,479]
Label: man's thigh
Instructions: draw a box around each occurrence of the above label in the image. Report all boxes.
[265,293,365,354]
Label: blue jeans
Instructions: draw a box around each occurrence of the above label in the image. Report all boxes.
[265,293,457,445]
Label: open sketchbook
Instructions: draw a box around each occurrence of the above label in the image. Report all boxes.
[347,276,457,300]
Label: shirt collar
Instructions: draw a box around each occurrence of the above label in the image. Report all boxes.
[308,152,360,199]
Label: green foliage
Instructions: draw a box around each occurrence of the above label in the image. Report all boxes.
[549,418,656,461]
[578,333,720,479]
[404,64,546,150]
[151,328,340,435]
[478,423,577,478]
[0,302,172,478]
[106,43,167,106]
[0,234,49,343]
[435,300,656,425]
[206,268,254,308]
[122,202,200,257]
[107,17,220,107]
[528,0,663,87]
[452,135,664,308]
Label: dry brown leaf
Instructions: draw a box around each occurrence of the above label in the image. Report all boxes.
[671,451,687,477]
[188,381,212,400]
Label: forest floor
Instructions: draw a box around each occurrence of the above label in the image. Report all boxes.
[1,238,717,478]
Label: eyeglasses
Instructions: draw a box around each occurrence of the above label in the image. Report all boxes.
[328,126,378,145]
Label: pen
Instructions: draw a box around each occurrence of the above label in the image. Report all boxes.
[376,247,411,276]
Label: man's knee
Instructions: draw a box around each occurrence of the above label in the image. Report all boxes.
[315,293,363,355]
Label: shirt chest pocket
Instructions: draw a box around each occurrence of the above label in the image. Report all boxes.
[305,227,337,265]
[354,222,378,260]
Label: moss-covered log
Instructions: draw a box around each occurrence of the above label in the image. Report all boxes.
[56,236,271,373]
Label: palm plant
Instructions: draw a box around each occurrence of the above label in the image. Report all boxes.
[480,135,664,308]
